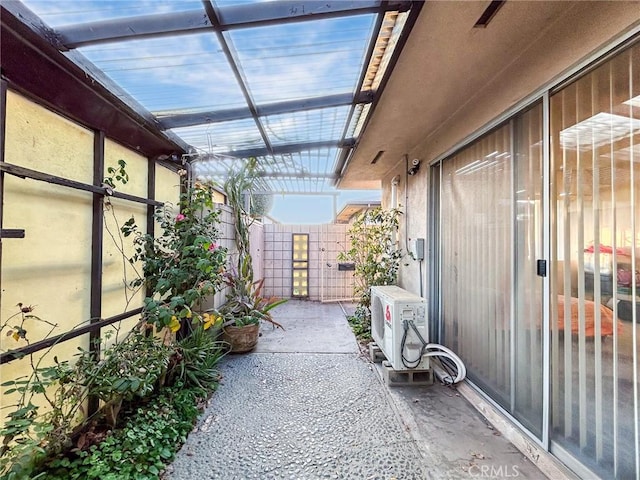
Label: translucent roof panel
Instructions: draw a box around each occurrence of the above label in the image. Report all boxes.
[262,106,351,146]
[77,34,248,114]
[172,118,265,155]
[194,149,337,178]
[193,149,339,194]
[13,0,420,194]
[274,148,337,178]
[22,0,203,26]
[225,15,376,105]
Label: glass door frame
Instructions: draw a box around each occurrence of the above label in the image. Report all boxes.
[429,96,552,450]
[541,91,551,450]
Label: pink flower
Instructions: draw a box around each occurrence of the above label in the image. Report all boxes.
[208,243,218,251]
[175,214,185,222]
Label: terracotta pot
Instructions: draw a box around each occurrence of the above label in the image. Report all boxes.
[222,323,260,353]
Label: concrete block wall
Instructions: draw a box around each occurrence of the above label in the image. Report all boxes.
[263,224,356,302]
[263,224,294,299]
[208,205,264,309]
[319,224,355,302]
[204,204,235,311]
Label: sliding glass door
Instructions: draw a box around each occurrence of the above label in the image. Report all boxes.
[434,37,640,479]
[437,103,545,438]
[513,105,545,436]
[550,42,640,479]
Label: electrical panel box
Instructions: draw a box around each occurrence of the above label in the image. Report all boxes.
[413,238,425,261]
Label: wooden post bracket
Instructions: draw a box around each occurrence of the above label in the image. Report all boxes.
[1,228,25,238]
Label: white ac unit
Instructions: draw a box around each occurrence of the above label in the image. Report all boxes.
[370,285,430,371]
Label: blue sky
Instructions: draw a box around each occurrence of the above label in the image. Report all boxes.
[270,190,380,224]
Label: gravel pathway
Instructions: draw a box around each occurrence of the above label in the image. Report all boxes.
[163,352,430,479]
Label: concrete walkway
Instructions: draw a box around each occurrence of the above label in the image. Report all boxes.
[163,300,546,479]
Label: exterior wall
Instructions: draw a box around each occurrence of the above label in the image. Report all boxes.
[409,3,640,169]
[100,141,151,342]
[375,17,640,480]
[263,225,293,299]
[99,156,183,343]
[2,91,94,399]
[250,221,264,284]
[211,189,225,204]
[382,9,640,299]
[193,204,236,312]
[318,223,353,302]
[383,164,428,299]
[0,90,182,423]
[263,224,355,302]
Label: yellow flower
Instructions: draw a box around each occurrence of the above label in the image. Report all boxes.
[185,309,192,319]
[203,313,214,330]
[168,316,181,333]
[11,331,19,342]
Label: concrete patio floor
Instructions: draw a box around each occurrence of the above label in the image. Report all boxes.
[163,300,555,479]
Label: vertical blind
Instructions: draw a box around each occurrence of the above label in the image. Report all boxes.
[439,104,544,436]
[513,104,544,437]
[436,38,640,480]
[550,42,640,479]
[440,123,513,408]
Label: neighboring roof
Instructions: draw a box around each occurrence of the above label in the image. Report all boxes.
[2,0,423,193]
[334,200,380,224]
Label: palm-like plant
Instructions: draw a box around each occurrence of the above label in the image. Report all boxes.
[215,260,285,329]
[218,158,286,330]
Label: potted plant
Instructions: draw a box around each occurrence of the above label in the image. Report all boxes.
[214,158,286,352]
[215,258,286,352]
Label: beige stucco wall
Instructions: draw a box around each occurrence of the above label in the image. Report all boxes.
[2,90,94,183]
[101,141,149,342]
[155,163,182,206]
[382,162,429,299]
[377,10,640,299]
[0,90,183,424]
[100,161,182,343]
[1,91,93,350]
[1,91,95,420]
[211,189,225,205]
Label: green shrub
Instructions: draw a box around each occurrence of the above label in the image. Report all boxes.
[38,385,203,480]
[168,324,226,395]
[337,207,404,338]
[347,305,372,341]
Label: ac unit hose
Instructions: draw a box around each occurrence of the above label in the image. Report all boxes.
[423,344,466,385]
[401,319,466,384]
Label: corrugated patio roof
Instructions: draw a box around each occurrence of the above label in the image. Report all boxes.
[9,0,422,194]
